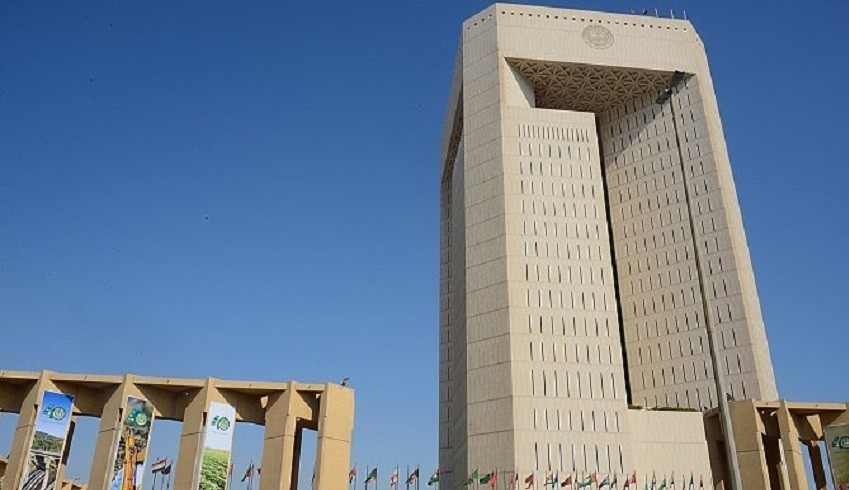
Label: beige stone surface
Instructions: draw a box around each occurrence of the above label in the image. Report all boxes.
[440,3,779,487]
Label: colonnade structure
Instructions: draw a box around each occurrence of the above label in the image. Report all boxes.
[706,400,849,490]
[0,370,354,490]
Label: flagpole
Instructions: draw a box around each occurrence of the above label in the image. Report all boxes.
[366,466,370,490]
[167,461,173,490]
[151,470,157,490]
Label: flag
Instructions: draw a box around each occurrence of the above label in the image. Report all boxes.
[151,458,167,473]
[688,474,694,490]
[598,475,611,488]
[525,473,535,489]
[257,468,261,476]
[407,468,420,485]
[545,473,558,486]
[560,474,573,487]
[390,468,399,487]
[625,472,636,488]
[241,464,254,483]
[479,471,493,484]
[658,478,667,490]
[365,467,378,484]
[464,469,480,486]
[577,475,594,488]
[698,476,704,490]
[509,472,518,489]
[427,469,439,486]
[350,466,358,484]
[488,471,498,488]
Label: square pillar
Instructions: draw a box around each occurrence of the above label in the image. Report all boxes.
[1,375,48,490]
[173,381,216,490]
[807,443,828,490]
[87,375,135,490]
[259,384,313,490]
[776,401,807,490]
[728,400,770,490]
[313,384,354,490]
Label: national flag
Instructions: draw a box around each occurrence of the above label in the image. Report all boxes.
[560,474,573,487]
[390,468,399,487]
[624,472,636,488]
[151,458,167,473]
[161,464,172,476]
[698,476,704,490]
[241,464,254,483]
[509,472,518,489]
[427,469,439,486]
[670,472,675,489]
[591,473,599,483]
[349,466,358,484]
[480,471,495,485]
[407,468,419,485]
[545,473,558,486]
[257,468,261,476]
[487,471,498,488]
[688,474,694,490]
[657,478,668,490]
[464,469,480,486]
[365,467,378,484]
[525,473,535,489]
[577,475,594,488]
[598,475,611,488]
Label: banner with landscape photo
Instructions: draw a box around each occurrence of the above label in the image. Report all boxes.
[19,390,75,490]
[198,402,237,490]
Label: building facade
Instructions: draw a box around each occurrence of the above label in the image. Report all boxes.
[439,4,778,486]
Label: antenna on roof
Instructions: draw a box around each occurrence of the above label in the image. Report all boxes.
[655,8,659,17]
[683,10,688,20]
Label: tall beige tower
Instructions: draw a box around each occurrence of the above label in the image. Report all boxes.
[439,4,777,487]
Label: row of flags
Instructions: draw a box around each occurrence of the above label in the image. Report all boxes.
[348,467,705,489]
[351,466,440,486]
[460,471,705,490]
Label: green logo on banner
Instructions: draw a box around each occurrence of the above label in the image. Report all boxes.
[833,436,849,450]
[42,405,68,421]
[211,415,231,432]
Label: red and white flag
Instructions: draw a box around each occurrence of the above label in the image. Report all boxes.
[151,458,167,473]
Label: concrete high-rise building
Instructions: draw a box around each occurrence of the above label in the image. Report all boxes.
[439,4,778,486]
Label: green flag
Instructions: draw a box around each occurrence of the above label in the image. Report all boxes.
[658,479,667,490]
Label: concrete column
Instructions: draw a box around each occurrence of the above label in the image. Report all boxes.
[259,383,312,490]
[807,443,828,490]
[1,374,46,490]
[776,401,807,490]
[728,400,770,490]
[55,417,77,487]
[314,384,354,490]
[174,380,219,490]
[87,376,134,490]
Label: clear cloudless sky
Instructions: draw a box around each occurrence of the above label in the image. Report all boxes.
[1,0,847,487]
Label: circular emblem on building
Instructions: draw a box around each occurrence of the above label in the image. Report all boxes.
[582,25,614,49]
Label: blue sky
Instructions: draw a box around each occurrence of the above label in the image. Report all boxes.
[1,0,847,488]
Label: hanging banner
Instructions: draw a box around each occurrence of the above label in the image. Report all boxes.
[198,402,237,490]
[19,390,75,490]
[109,397,155,490]
[825,423,849,489]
